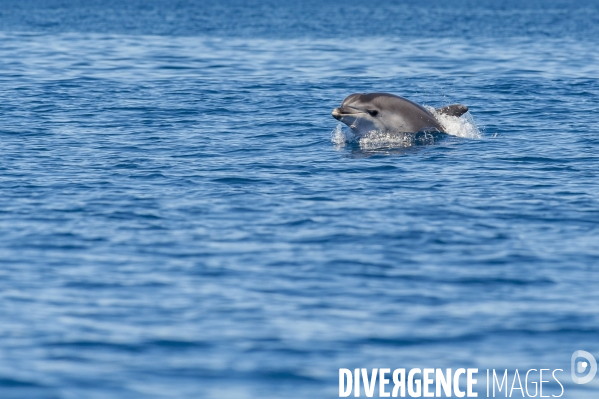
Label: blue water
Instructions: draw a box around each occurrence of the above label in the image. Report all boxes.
[1,1,599,398]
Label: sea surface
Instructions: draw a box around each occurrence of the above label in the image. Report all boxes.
[1,1,599,398]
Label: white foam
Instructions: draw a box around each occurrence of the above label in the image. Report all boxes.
[426,107,482,139]
[357,131,418,150]
[331,126,433,150]
[330,124,356,146]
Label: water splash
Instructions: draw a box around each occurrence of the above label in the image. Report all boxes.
[357,131,422,150]
[331,126,445,151]
[427,107,482,139]
[331,124,356,147]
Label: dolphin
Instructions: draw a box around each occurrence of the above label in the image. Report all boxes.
[332,93,468,137]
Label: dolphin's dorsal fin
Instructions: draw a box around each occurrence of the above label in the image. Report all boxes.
[435,104,469,118]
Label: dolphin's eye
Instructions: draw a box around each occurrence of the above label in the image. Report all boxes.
[368,110,378,116]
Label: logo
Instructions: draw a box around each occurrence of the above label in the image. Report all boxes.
[571,350,597,384]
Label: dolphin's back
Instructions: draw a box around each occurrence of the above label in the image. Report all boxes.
[370,93,443,133]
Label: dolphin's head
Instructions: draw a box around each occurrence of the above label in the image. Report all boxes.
[333,92,417,136]
[332,93,385,136]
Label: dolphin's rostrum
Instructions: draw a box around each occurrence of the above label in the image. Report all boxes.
[332,93,468,137]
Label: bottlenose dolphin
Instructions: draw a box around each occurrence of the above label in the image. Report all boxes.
[332,93,468,137]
